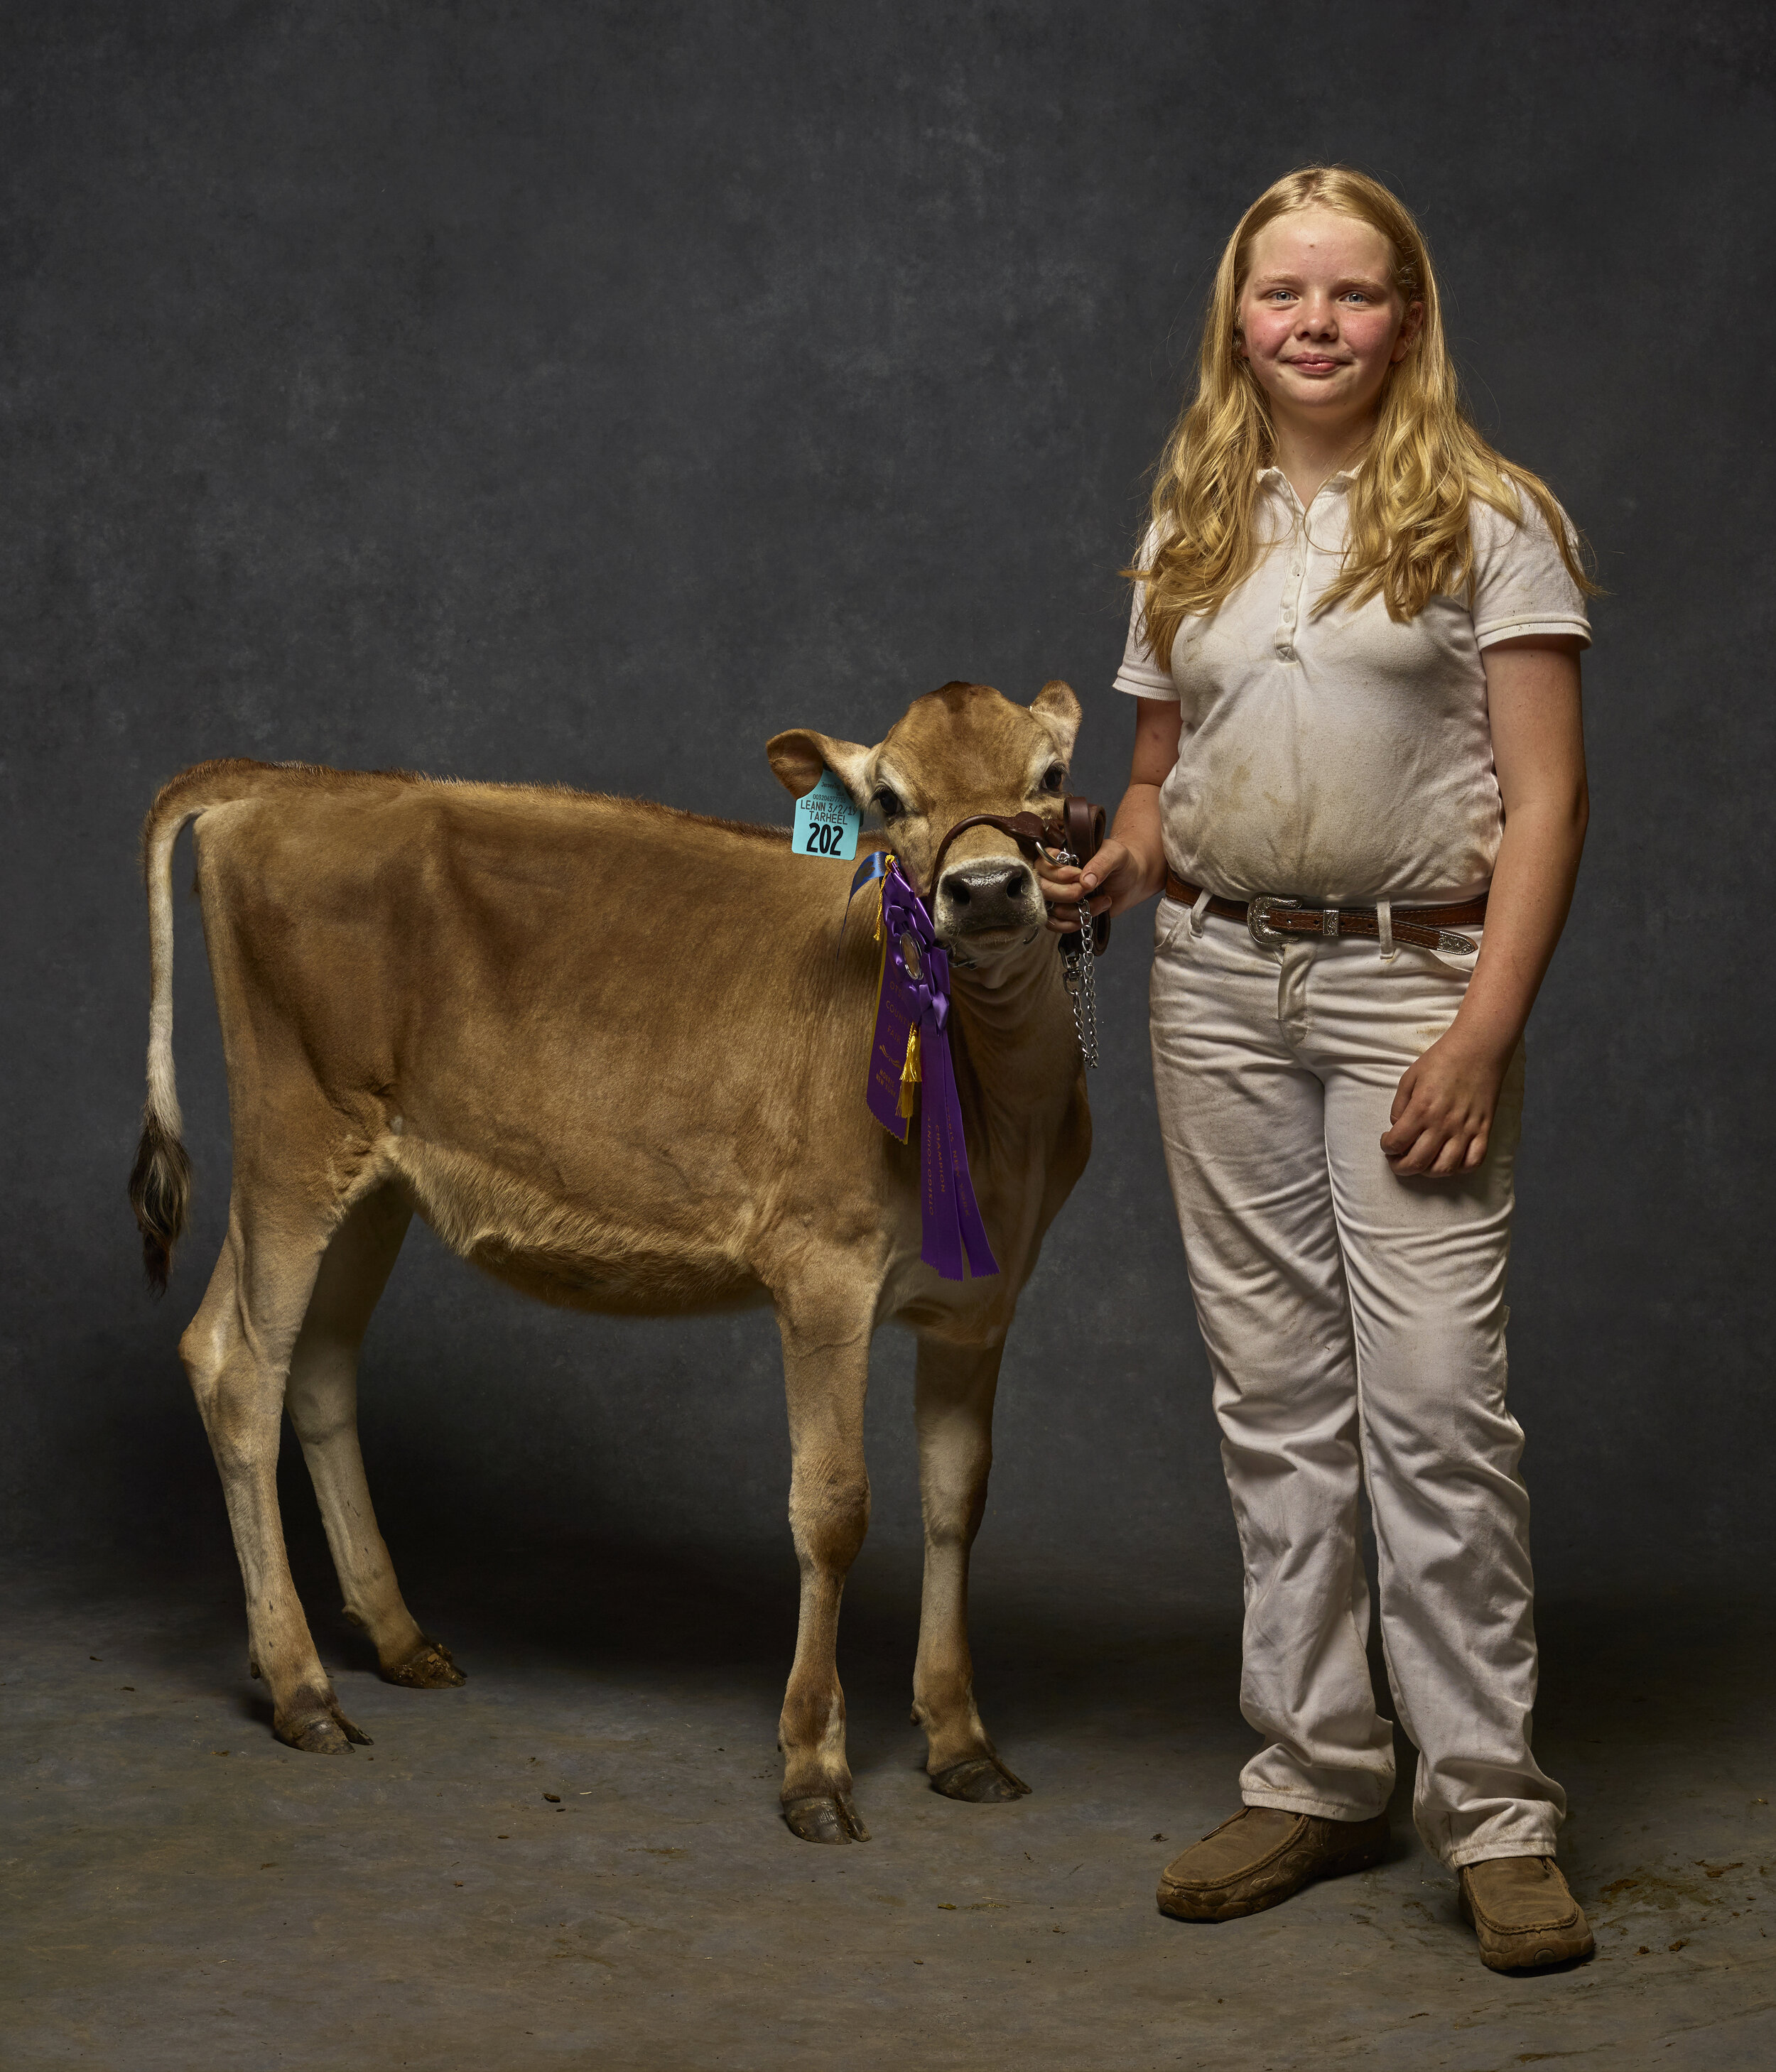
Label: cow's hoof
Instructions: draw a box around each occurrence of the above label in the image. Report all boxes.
[931,1755,1030,1803]
[783,1792,870,1844]
[384,1639,466,1689]
[275,1705,373,1753]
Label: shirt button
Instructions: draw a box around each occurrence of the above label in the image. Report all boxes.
[1277,644,1294,660]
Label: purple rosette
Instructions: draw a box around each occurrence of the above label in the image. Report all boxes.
[848,854,998,1282]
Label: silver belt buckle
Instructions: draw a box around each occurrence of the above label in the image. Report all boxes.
[1247,896,1299,950]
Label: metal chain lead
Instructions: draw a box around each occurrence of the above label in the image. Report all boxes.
[1057,845,1100,1070]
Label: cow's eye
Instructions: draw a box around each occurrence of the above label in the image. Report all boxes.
[871,786,905,820]
[1042,764,1066,793]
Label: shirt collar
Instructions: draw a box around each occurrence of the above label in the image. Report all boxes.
[1260,466,1359,484]
[1258,465,1358,492]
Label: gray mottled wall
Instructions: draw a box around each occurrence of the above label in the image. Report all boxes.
[4,1,1770,1602]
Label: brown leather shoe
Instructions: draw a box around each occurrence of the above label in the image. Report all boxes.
[1156,1806,1390,1922]
[1459,1856,1595,1971]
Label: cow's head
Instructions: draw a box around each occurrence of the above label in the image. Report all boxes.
[769,680,1082,971]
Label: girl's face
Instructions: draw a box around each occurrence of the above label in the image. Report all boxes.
[1235,207,1422,432]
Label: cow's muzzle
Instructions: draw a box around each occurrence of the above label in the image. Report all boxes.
[934,857,1045,940]
[924,811,1053,950]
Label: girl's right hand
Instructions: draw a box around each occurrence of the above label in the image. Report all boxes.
[1036,837,1140,935]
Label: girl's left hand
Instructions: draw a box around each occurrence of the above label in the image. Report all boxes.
[1380,1033,1508,1176]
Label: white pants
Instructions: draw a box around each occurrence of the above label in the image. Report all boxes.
[1149,894,1565,1867]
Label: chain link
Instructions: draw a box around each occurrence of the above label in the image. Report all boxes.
[1056,846,1100,1071]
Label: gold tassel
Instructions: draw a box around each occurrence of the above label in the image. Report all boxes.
[898,1024,921,1118]
[874,855,894,944]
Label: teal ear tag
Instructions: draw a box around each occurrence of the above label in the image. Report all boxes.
[793,768,861,860]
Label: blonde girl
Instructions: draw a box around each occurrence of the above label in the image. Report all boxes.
[1041,167,1596,1972]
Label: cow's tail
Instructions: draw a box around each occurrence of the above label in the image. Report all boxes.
[129,794,200,1295]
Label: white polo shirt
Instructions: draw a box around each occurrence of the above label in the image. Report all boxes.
[1113,470,1591,904]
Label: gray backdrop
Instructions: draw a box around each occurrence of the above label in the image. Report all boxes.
[4,1,1770,1607]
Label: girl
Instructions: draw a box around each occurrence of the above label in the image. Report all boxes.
[1041,167,1596,1973]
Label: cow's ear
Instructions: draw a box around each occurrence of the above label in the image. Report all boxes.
[1030,680,1082,759]
[767,729,874,805]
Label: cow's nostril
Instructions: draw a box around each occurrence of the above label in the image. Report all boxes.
[948,878,971,905]
[1004,869,1028,899]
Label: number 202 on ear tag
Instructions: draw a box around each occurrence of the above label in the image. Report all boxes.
[793,769,860,860]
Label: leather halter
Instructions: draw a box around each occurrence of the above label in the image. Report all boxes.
[923,810,1056,896]
[921,798,1110,956]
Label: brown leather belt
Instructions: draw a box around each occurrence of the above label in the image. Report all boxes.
[1164,870,1486,954]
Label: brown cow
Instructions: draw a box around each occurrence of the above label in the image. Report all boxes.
[129,678,1091,1843]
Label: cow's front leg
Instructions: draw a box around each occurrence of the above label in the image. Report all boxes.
[775,1289,874,1844]
[911,1333,1029,1803]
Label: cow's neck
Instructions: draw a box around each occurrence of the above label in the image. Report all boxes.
[944,946,1079,1139]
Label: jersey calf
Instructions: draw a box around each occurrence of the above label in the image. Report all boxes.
[129,678,1092,1843]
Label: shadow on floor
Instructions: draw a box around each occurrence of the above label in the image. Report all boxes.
[29,1524,1772,1825]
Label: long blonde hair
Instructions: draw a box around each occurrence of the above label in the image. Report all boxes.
[1135,166,1596,666]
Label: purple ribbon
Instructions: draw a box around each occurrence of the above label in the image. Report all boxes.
[848,853,999,1283]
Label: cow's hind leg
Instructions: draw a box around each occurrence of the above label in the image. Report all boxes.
[775,1283,875,1844]
[180,1204,367,1752]
[284,1187,465,1691]
[911,1333,1029,1803]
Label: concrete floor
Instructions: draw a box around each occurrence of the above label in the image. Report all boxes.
[4,1543,1771,2071]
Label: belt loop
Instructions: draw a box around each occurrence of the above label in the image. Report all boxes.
[1377,896,1397,964]
[1189,886,1211,937]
